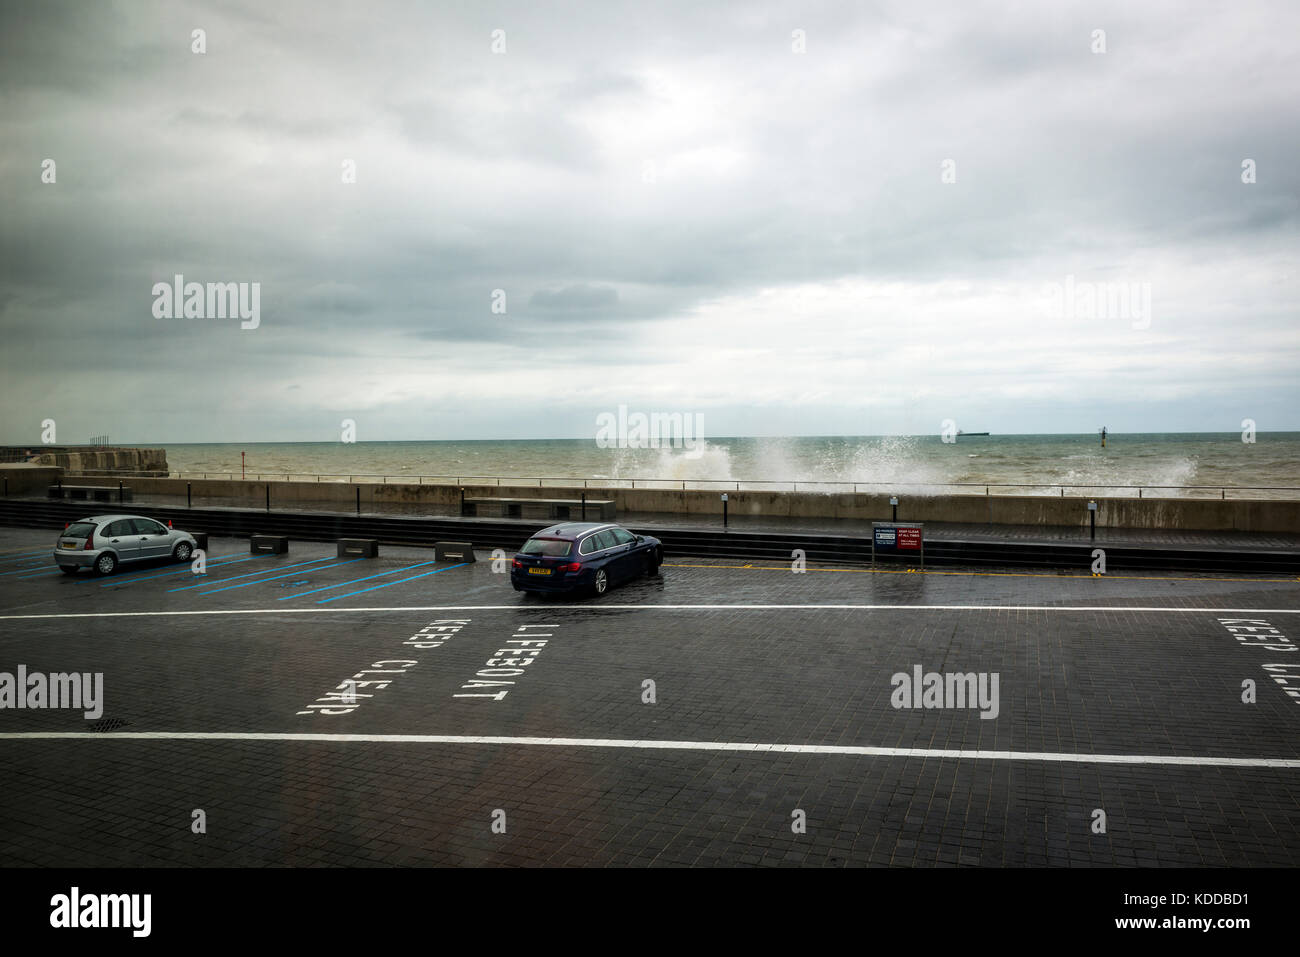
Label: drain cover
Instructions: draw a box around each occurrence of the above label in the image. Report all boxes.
[88,717,129,733]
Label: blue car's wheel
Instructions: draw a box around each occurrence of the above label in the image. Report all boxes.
[593,568,609,595]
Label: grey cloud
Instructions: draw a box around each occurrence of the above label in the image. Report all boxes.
[529,284,619,310]
[0,0,1296,441]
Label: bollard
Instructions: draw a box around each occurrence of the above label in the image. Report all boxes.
[890,495,898,522]
[722,492,728,528]
[1088,501,1097,541]
[357,486,361,516]
[187,482,192,508]
[118,480,123,504]
[266,484,270,512]
[3,477,6,497]
[581,492,587,521]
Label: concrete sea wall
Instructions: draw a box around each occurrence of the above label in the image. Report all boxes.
[82,475,1300,533]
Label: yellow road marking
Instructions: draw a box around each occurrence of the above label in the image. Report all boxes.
[662,563,1299,584]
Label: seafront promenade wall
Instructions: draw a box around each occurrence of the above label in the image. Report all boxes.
[64,475,1300,533]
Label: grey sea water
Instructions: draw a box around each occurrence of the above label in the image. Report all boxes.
[160,433,1300,494]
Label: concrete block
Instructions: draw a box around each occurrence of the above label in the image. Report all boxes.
[338,538,378,558]
[435,541,475,562]
[250,534,289,554]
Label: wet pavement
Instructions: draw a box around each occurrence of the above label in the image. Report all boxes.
[0,526,1297,866]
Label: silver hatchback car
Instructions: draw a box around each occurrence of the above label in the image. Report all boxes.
[54,514,198,576]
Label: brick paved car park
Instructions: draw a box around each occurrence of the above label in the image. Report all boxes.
[0,526,1297,866]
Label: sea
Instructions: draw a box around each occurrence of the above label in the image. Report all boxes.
[159,433,1300,497]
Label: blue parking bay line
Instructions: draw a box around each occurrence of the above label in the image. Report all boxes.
[316,563,469,603]
[278,559,443,601]
[0,548,63,563]
[97,553,260,587]
[2,562,57,578]
[170,556,334,593]
[196,558,366,595]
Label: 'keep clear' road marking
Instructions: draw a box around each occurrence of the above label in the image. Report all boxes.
[1219,618,1300,708]
[297,620,472,716]
[3,604,1300,621]
[0,731,1297,769]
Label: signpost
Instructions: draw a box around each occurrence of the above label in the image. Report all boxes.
[872,521,924,568]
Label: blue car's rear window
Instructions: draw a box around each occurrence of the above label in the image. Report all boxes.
[520,538,572,557]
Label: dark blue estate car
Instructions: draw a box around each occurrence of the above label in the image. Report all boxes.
[511,523,663,595]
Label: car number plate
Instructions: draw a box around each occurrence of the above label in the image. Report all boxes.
[527,567,551,575]
[60,542,78,549]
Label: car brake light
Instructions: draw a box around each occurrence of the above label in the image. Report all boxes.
[512,559,523,569]
[84,534,94,550]
[560,562,581,573]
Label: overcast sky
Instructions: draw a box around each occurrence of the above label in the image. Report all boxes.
[1,0,1297,444]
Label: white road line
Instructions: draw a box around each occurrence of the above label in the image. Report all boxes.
[1,603,1299,621]
[0,731,1296,769]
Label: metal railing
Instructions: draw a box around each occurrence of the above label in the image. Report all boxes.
[58,469,1300,499]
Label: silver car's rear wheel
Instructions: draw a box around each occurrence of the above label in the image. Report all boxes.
[94,553,117,576]
[173,541,193,562]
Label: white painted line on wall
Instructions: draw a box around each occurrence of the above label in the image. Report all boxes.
[1,731,1297,769]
